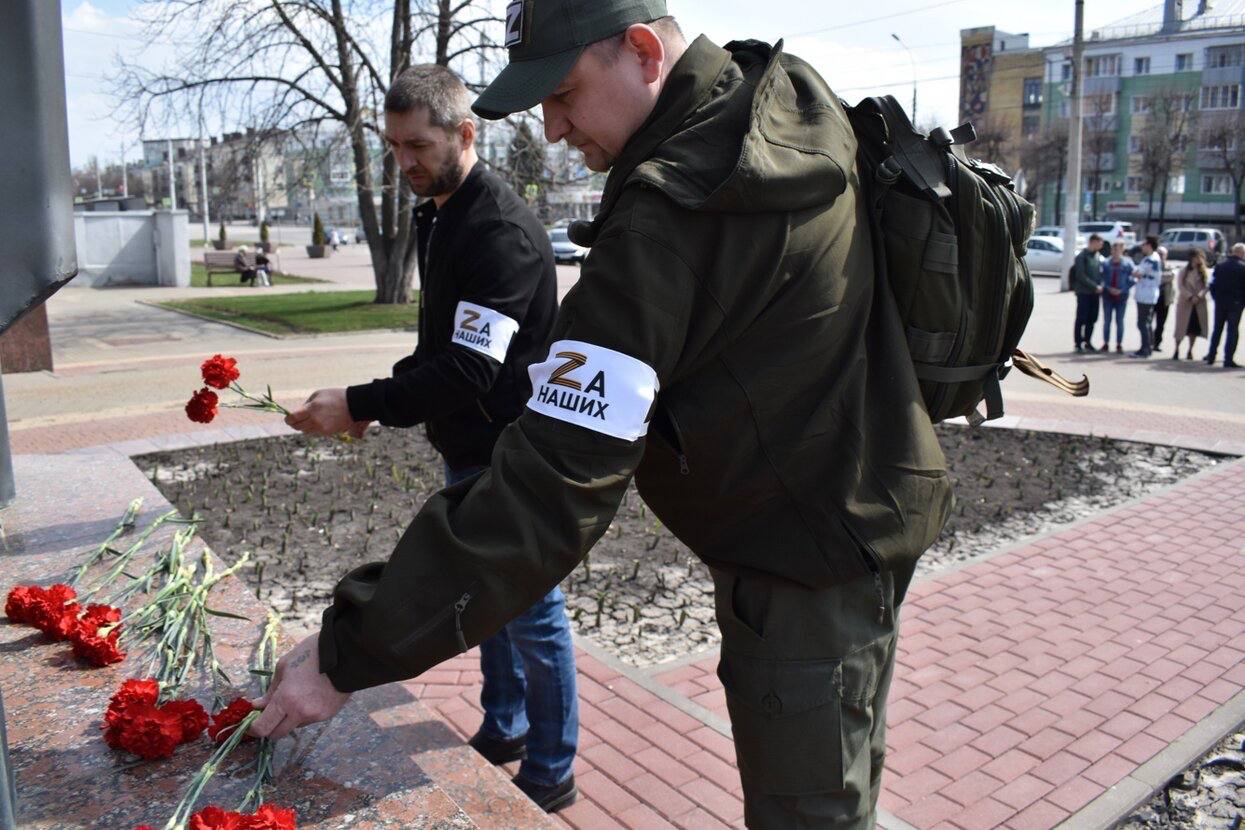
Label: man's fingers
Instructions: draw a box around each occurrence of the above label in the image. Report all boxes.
[266,712,302,741]
[247,700,286,738]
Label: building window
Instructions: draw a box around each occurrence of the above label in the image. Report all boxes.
[1134,56,1151,75]
[1023,77,1043,108]
[1207,46,1243,68]
[1168,174,1185,194]
[1060,99,1070,118]
[1022,114,1040,136]
[1087,175,1112,193]
[1084,93,1116,116]
[1061,61,1072,81]
[1126,175,1144,192]
[1176,53,1193,71]
[1201,84,1241,110]
[1131,96,1152,114]
[1203,175,1232,195]
[1128,135,1142,153]
[1199,134,1239,151]
[1085,55,1121,77]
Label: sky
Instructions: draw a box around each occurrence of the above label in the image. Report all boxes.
[61,0,1162,169]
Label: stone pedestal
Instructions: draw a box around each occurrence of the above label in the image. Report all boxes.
[0,453,553,829]
[0,306,52,375]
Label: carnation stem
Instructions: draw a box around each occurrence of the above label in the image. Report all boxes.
[161,709,262,830]
[239,610,281,809]
[68,498,143,587]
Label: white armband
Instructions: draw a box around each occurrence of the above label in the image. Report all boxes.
[527,340,659,442]
[451,301,519,363]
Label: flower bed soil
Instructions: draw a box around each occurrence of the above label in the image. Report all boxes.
[135,425,1221,668]
[1120,728,1245,830]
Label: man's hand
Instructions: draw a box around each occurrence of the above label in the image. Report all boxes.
[248,633,351,740]
[347,420,373,440]
[285,388,354,436]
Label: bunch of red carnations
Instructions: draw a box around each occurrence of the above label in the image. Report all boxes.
[104,678,207,760]
[186,355,288,425]
[4,583,126,666]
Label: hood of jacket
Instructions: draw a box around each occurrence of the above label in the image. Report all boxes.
[572,36,853,245]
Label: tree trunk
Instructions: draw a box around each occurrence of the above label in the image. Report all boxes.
[1234,175,1243,244]
[1158,174,1170,233]
[1145,188,1155,234]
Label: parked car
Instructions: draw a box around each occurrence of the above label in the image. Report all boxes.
[1024,235,1065,276]
[548,227,588,264]
[355,228,367,243]
[1033,226,1086,251]
[1154,227,1227,264]
[1079,221,1136,246]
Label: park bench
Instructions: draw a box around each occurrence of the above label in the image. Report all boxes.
[202,250,259,287]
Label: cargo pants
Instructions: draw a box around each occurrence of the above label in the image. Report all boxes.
[712,565,901,828]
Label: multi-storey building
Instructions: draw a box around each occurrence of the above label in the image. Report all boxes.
[960,0,1245,235]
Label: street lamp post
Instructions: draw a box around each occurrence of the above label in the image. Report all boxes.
[892,32,917,123]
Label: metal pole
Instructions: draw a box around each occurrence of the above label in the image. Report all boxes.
[0,370,13,510]
[891,33,917,123]
[1060,0,1086,292]
[120,143,128,198]
[166,138,176,209]
[93,156,102,199]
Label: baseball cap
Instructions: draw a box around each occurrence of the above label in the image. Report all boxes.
[472,0,668,120]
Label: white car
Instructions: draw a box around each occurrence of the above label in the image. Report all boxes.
[1080,221,1136,246]
[1024,235,1065,276]
[1033,226,1086,250]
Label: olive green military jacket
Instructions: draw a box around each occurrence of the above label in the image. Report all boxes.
[319,36,952,693]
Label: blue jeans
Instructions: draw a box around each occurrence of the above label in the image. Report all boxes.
[445,465,579,787]
[1101,294,1127,346]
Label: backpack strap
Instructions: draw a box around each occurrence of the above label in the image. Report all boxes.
[864,96,952,201]
[1011,349,1090,397]
[913,362,1005,421]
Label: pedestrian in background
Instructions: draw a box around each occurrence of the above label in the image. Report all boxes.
[1130,235,1162,359]
[1099,240,1135,353]
[1072,234,1104,354]
[1152,245,1174,353]
[1172,249,1210,360]
[1205,242,1245,368]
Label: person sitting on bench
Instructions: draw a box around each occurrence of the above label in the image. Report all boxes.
[234,246,272,287]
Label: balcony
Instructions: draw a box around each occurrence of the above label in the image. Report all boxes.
[1084,75,1122,95]
[1085,152,1117,172]
[1197,149,1229,170]
[1201,64,1245,87]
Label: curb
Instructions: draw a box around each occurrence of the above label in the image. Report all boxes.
[1059,691,1245,830]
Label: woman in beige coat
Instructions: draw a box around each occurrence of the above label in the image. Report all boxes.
[1172,249,1211,360]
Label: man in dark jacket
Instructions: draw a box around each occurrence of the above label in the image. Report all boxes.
[282,65,578,812]
[1072,234,1104,352]
[255,4,951,827]
[1205,242,1245,368]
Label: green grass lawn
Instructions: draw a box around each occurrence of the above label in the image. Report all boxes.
[189,261,323,288]
[158,290,419,335]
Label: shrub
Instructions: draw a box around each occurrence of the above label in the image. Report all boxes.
[311,213,326,246]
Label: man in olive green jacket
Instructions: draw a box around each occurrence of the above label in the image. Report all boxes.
[251,1,951,825]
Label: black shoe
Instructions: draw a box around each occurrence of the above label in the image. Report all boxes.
[1075,344,1085,354]
[468,730,527,765]
[1205,355,1216,365]
[512,773,577,814]
[1227,360,1241,369]
[1099,343,1110,352]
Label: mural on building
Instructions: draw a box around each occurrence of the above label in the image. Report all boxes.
[960,43,992,119]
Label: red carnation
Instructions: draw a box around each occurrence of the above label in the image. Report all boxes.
[114,702,183,760]
[70,619,126,666]
[185,387,219,424]
[82,603,122,627]
[108,678,160,718]
[163,699,209,744]
[208,698,255,742]
[133,825,155,830]
[28,584,80,640]
[190,806,246,830]
[201,354,241,390]
[242,804,297,830]
[5,585,43,623]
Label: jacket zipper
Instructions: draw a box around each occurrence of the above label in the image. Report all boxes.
[453,588,475,653]
[840,518,887,625]
[664,405,691,475]
[475,399,493,423]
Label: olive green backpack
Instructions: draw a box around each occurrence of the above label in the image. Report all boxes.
[846,95,1087,424]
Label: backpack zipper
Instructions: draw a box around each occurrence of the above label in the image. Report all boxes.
[657,404,691,475]
[475,399,493,423]
[453,589,474,653]
[839,518,887,625]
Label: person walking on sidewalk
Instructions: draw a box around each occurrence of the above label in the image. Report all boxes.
[251,5,952,828]
[281,65,579,812]
[1100,240,1135,353]
[1172,249,1211,360]
[1130,235,1163,358]
[1072,234,1104,353]
[1205,242,1245,368]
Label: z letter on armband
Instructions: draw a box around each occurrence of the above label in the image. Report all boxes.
[451,301,519,363]
[526,340,659,442]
